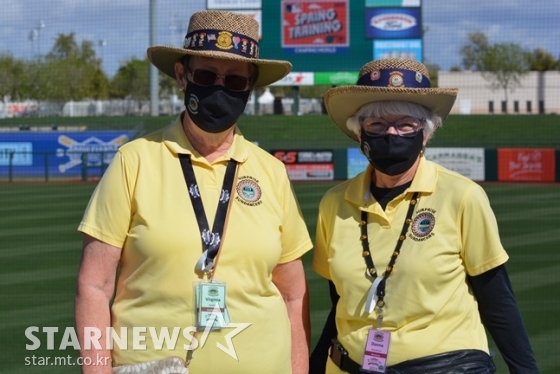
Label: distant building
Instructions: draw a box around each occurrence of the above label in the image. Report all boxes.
[438,71,560,115]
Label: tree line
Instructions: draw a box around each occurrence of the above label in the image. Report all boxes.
[1,31,559,110]
[0,33,176,110]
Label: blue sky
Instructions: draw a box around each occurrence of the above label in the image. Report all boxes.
[1,0,559,77]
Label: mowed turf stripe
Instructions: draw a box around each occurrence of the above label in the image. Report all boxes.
[500,228,560,249]
[0,302,74,330]
[507,264,560,293]
[0,222,81,241]
[0,240,79,259]
[0,265,77,287]
[0,197,88,214]
[528,326,560,374]
[492,205,560,223]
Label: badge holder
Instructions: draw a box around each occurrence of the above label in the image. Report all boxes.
[194,278,231,330]
[360,328,391,373]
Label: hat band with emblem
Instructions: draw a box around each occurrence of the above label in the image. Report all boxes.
[357,68,431,88]
[147,10,292,88]
[184,29,260,59]
[322,58,459,142]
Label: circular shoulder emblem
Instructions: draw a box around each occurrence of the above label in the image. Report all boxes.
[236,176,262,206]
[411,211,435,238]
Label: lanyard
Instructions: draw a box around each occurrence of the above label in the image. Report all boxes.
[179,154,238,276]
[361,192,419,327]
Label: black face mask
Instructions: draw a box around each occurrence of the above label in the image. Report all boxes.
[185,82,250,133]
[360,129,424,176]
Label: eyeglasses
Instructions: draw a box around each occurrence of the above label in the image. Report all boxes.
[359,116,425,137]
[187,67,250,92]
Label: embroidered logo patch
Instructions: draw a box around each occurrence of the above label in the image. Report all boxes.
[410,208,436,241]
[235,176,262,206]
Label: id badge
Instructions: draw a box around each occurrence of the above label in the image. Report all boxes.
[194,281,231,330]
[361,329,391,373]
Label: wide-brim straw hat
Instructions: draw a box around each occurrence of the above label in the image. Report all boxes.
[324,58,458,142]
[147,10,292,88]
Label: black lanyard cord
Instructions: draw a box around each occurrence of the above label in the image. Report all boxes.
[179,154,238,269]
[360,192,419,303]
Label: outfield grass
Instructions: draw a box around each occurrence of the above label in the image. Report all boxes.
[2,113,560,149]
[0,182,558,373]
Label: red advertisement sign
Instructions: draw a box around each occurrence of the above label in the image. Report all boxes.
[285,163,334,180]
[281,0,349,49]
[272,149,334,180]
[498,148,556,182]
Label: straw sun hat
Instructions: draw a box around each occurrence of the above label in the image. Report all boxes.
[324,58,458,142]
[147,10,292,88]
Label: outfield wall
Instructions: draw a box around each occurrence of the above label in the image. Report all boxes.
[0,131,136,181]
[1,137,558,182]
[271,147,559,183]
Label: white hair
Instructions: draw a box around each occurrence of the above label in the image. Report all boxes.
[346,101,443,139]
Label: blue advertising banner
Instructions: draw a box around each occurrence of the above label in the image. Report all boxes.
[365,7,422,39]
[347,148,369,179]
[365,0,420,6]
[373,39,423,61]
[0,131,135,178]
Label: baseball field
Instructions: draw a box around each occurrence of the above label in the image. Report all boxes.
[0,114,559,373]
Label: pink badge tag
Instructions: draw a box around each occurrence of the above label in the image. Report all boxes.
[361,329,391,373]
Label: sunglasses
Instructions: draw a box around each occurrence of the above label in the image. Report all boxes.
[187,67,250,92]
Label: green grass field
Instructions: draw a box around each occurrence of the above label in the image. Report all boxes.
[0,114,559,373]
[0,182,558,373]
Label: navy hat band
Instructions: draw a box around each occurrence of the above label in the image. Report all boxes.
[183,29,259,59]
[357,68,431,89]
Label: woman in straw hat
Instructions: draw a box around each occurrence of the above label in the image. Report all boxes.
[75,10,312,374]
[310,58,539,374]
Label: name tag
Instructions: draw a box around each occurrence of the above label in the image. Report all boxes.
[195,281,230,330]
[361,329,391,373]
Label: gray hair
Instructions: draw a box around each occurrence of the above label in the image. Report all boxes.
[346,101,442,139]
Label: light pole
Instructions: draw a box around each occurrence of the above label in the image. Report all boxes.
[36,20,45,58]
[149,0,159,116]
[28,29,38,57]
[98,39,106,70]
[170,13,178,45]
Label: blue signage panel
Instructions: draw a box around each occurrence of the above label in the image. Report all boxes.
[365,0,421,6]
[347,148,369,179]
[365,7,422,39]
[373,39,423,61]
[0,131,135,178]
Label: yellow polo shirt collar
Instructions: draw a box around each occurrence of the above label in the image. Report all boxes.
[344,156,437,211]
[161,115,249,164]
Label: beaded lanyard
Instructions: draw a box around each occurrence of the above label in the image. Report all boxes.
[179,154,238,278]
[360,192,419,328]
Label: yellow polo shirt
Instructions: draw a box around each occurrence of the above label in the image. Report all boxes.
[78,116,312,373]
[313,156,508,371]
